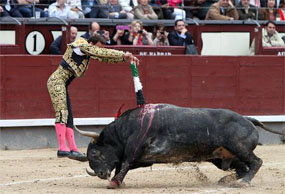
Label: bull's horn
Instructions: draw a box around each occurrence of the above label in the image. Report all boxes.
[86,168,97,176]
[74,125,99,141]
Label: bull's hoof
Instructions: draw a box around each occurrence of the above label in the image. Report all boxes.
[107,181,119,189]
[107,181,125,189]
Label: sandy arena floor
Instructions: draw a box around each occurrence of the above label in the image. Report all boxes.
[0,145,284,194]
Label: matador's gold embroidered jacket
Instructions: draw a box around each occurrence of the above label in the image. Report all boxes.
[61,37,126,77]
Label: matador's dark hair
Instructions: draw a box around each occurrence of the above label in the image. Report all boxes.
[87,34,106,45]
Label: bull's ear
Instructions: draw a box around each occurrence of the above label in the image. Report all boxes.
[74,126,99,143]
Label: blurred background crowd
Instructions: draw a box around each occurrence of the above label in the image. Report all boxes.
[0,0,284,21]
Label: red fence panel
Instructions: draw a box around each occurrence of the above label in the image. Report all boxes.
[0,55,284,119]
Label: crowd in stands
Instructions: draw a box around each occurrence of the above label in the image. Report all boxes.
[49,18,284,55]
[1,0,284,55]
[1,0,285,20]
[50,19,195,54]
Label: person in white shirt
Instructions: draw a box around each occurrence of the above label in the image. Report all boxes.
[66,0,84,18]
[48,0,71,19]
[118,0,138,19]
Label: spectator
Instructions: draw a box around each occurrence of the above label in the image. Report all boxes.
[81,0,94,17]
[149,0,164,19]
[241,0,266,7]
[152,24,169,46]
[81,21,111,44]
[249,21,284,55]
[95,0,128,18]
[48,0,71,19]
[277,0,284,20]
[167,0,186,20]
[111,24,131,45]
[66,0,84,18]
[237,0,264,20]
[168,19,194,46]
[81,21,100,40]
[260,0,278,20]
[149,0,174,19]
[89,0,109,18]
[108,0,128,18]
[133,0,158,19]
[185,0,207,19]
[0,0,23,17]
[17,0,48,17]
[50,26,78,55]
[118,0,138,19]
[261,21,284,46]
[123,20,153,45]
[185,0,217,20]
[205,0,239,20]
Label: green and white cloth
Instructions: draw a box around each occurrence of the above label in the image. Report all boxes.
[130,62,145,106]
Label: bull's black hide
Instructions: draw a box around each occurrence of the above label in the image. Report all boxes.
[78,104,272,188]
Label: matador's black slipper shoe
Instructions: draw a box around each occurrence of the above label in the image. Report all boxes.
[57,150,71,158]
[68,151,88,162]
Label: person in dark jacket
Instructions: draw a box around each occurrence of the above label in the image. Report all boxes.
[50,26,78,55]
[81,21,100,40]
[0,0,23,17]
[81,21,111,44]
[237,0,264,20]
[90,0,127,18]
[168,19,194,46]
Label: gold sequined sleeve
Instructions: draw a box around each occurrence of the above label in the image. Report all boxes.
[79,44,126,63]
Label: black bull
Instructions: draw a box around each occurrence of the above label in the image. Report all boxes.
[75,104,285,188]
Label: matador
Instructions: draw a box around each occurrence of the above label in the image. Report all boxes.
[47,34,139,161]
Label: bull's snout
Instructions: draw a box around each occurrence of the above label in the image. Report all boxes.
[97,170,111,180]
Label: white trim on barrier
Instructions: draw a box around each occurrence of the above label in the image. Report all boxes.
[246,115,285,122]
[0,115,285,127]
[0,118,115,127]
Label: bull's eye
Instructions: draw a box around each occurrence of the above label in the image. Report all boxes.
[90,150,101,158]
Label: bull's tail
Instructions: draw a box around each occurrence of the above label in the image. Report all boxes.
[246,117,285,136]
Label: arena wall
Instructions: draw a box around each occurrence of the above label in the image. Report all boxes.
[0,55,284,149]
[1,55,285,118]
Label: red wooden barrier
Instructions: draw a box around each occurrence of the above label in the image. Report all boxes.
[261,47,285,56]
[0,55,284,119]
[0,45,21,54]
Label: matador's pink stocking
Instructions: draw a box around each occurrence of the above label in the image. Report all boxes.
[66,127,79,152]
[55,123,69,151]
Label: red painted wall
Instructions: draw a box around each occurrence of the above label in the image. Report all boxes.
[0,55,284,119]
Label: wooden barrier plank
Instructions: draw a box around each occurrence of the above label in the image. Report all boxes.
[0,55,285,119]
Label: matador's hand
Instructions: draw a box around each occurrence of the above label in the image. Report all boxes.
[124,52,140,65]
